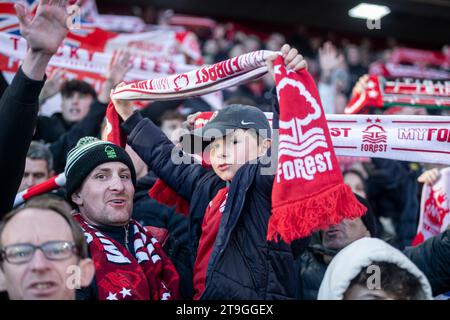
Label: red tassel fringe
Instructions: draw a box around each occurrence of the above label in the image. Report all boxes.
[268,183,367,244]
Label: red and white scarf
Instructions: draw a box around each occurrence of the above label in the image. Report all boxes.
[269,56,366,242]
[110,50,272,100]
[345,75,450,114]
[73,214,180,300]
[412,167,450,246]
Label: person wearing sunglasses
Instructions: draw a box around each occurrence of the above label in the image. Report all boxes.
[0,196,94,300]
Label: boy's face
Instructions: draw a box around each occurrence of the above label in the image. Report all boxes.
[208,129,268,181]
[61,92,93,123]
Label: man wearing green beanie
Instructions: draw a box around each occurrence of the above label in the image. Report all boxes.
[65,137,180,300]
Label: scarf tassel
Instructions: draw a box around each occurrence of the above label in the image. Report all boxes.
[268,183,367,244]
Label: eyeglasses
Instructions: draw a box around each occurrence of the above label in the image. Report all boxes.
[0,241,78,265]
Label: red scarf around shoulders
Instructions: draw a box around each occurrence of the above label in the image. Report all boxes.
[74,214,180,300]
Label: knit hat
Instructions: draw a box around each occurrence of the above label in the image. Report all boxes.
[64,137,136,202]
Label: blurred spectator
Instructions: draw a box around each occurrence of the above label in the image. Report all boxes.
[343,170,367,199]
[159,110,186,140]
[19,142,54,193]
[265,33,286,52]
[318,238,433,300]
[345,44,368,95]
[34,80,97,143]
[317,42,349,114]
[288,25,315,58]
[366,159,422,249]
[295,194,378,300]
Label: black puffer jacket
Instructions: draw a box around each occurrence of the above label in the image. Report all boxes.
[295,243,336,300]
[366,159,421,249]
[404,229,450,296]
[122,112,309,299]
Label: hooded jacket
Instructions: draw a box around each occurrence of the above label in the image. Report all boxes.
[317,237,433,300]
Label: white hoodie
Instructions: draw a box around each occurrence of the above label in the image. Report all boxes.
[317,237,433,300]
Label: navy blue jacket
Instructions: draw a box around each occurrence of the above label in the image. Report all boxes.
[122,112,307,299]
[366,159,421,249]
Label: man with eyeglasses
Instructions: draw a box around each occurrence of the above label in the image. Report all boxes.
[0,196,94,300]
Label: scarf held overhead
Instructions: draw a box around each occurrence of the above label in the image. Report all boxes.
[110,50,274,100]
[14,113,450,208]
[270,56,366,243]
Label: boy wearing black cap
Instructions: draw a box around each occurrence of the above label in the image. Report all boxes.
[113,45,309,299]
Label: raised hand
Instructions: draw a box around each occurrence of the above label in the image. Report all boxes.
[351,74,370,98]
[418,168,440,185]
[39,68,65,104]
[18,0,72,80]
[106,50,132,87]
[319,41,344,77]
[111,82,134,121]
[16,0,70,55]
[98,50,132,103]
[266,44,307,81]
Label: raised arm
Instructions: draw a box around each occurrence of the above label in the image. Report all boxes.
[121,111,220,202]
[50,50,132,173]
[0,0,70,215]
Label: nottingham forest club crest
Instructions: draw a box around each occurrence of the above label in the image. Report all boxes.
[361,118,387,153]
[173,74,189,91]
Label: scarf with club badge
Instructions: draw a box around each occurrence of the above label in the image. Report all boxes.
[269,56,367,243]
[105,51,367,243]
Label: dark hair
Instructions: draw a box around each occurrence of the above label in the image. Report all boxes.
[0,195,87,261]
[27,141,53,172]
[224,96,257,107]
[159,110,186,123]
[346,261,427,300]
[60,80,97,100]
[343,169,367,195]
[343,169,366,185]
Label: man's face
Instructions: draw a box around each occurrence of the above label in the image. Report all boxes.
[19,158,51,192]
[344,172,366,199]
[1,209,79,300]
[61,92,93,123]
[347,46,361,65]
[208,129,266,181]
[72,162,135,227]
[322,218,370,251]
[161,119,183,139]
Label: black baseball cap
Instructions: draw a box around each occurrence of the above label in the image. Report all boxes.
[180,104,271,154]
